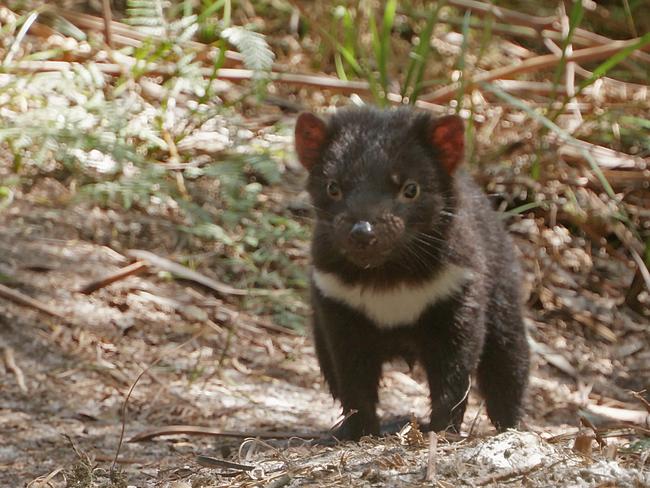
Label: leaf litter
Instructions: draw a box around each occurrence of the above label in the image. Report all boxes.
[0,1,649,487]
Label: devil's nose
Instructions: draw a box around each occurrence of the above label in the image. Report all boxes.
[349,221,377,247]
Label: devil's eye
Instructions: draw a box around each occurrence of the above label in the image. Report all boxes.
[401,181,420,200]
[327,180,342,199]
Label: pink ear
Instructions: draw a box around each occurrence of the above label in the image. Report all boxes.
[295,112,328,170]
[429,115,465,174]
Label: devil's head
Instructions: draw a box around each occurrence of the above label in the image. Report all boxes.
[295,107,465,271]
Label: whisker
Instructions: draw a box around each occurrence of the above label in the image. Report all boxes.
[399,242,432,271]
[409,232,447,248]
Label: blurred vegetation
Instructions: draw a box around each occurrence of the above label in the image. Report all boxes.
[1,0,649,328]
[0,0,309,328]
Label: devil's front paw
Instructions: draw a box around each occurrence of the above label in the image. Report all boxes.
[329,412,380,442]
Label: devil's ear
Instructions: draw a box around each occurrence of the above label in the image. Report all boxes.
[428,115,465,174]
[295,112,328,170]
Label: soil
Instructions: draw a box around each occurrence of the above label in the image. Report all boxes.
[1,163,648,487]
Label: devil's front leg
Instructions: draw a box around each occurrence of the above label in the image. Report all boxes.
[418,297,485,433]
[312,293,383,441]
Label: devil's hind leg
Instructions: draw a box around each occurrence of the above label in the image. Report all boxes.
[477,310,529,430]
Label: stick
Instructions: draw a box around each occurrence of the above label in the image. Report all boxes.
[630,391,650,413]
[420,38,649,103]
[624,269,645,313]
[493,79,566,95]
[447,0,554,29]
[101,0,113,48]
[475,462,544,486]
[93,454,148,465]
[219,306,301,336]
[126,249,250,296]
[445,0,650,63]
[128,425,321,442]
[56,10,252,68]
[583,405,650,427]
[3,346,28,393]
[5,60,447,110]
[3,61,369,92]
[195,456,255,471]
[629,248,650,294]
[112,330,205,470]
[79,260,148,294]
[558,139,644,170]
[0,283,65,319]
[425,431,438,482]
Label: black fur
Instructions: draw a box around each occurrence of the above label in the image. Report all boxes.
[298,107,530,441]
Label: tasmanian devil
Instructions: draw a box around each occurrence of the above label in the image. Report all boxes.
[294,106,530,441]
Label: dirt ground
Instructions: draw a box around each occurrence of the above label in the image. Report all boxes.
[1,163,648,487]
[1,0,648,485]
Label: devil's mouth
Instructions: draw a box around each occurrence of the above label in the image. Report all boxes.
[341,247,393,269]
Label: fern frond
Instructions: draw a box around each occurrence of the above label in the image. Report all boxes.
[125,0,167,36]
[221,26,274,71]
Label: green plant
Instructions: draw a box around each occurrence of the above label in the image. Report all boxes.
[0,1,307,329]
[324,1,444,105]
[401,3,441,104]
[0,185,14,209]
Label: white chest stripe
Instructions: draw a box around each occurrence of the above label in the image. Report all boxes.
[313,264,473,329]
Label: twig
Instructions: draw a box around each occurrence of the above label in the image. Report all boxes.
[63,433,92,466]
[2,11,39,66]
[126,249,252,296]
[435,13,541,41]
[101,0,113,48]
[78,260,148,294]
[93,454,149,465]
[451,376,472,413]
[195,455,255,471]
[445,0,650,63]
[582,404,650,427]
[598,170,650,192]
[528,339,578,378]
[544,37,649,98]
[2,60,445,110]
[3,60,365,90]
[630,390,650,413]
[112,330,205,471]
[547,426,650,444]
[3,346,28,393]
[467,400,484,437]
[265,475,292,488]
[425,431,438,482]
[128,424,321,442]
[475,462,544,486]
[624,269,646,313]
[410,6,643,60]
[558,139,645,169]
[220,307,302,336]
[493,79,566,95]
[447,0,555,29]
[0,283,65,319]
[580,416,606,448]
[572,432,594,456]
[238,437,292,468]
[5,60,124,74]
[629,248,650,294]
[26,467,64,487]
[55,10,245,67]
[328,409,359,435]
[420,38,648,103]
